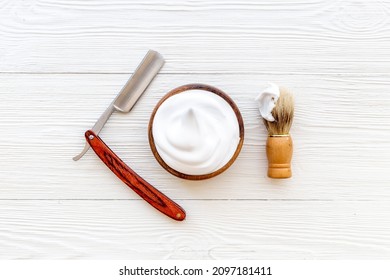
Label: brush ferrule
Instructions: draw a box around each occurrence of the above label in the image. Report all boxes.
[269,134,290,137]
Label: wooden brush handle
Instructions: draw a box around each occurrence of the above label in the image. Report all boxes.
[85,130,186,221]
[266,135,293,179]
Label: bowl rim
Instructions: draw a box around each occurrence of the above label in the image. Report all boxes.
[148,83,245,180]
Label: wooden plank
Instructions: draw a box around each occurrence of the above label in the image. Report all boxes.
[0,200,389,259]
[1,0,390,73]
[0,73,389,200]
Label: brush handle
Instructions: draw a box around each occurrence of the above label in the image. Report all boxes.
[266,135,293,179]
[85,130,186,221]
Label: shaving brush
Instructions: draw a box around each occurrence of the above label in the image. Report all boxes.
[257,84,294,178]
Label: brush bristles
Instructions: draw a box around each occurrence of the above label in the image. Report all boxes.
[263,88,294,135]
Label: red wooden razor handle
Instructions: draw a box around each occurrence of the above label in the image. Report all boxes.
[85,130,186,221]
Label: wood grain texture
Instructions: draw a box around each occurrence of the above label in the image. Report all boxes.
[1,0,390,259]
[0,0,390,74]
[0,200,389,259]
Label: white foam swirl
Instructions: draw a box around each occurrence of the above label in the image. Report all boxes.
[255,83,280,122]
[152,90,240,175]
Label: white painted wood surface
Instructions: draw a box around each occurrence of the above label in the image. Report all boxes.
[1,0,390,259]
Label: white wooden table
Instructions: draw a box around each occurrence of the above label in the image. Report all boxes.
[1,0,390,259]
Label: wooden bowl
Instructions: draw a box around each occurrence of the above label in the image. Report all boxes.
[148,83,245,180]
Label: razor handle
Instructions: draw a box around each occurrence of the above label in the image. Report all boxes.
[85,130,186,221]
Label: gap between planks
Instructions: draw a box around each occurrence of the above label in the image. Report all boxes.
[1,72,390,76]
[0,199,379,201]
